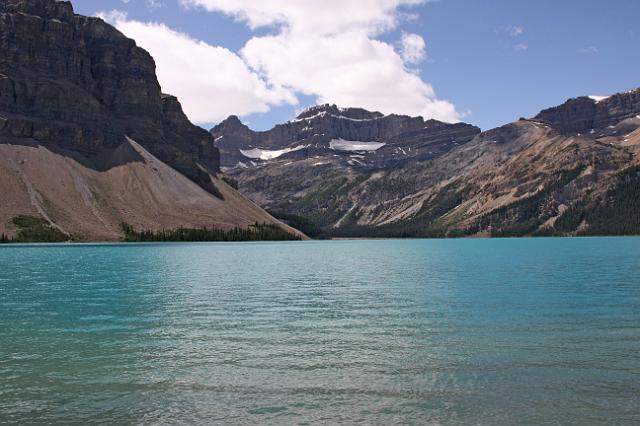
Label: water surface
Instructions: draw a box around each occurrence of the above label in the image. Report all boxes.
[1,238,639,424]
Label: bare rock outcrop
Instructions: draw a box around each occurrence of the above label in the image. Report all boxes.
[534,89,640,134]
[0,0,219,190]
[211,104,481,168]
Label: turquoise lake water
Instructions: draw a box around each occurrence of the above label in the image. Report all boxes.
[1,238,639,425]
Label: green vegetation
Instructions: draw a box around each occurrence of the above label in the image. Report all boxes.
[467,166,585,237]
[555,165,640,236]
[5,215,70,243]
[265,173,372,232]
[121,222,301,242]
[267,211,324,239]
[330,181,468,238]
[281,166,603,239]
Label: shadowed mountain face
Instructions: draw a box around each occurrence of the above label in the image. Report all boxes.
[214,89,640,238]
[0,0,301,241]
[0,0,218,189]
[211,105,481,169]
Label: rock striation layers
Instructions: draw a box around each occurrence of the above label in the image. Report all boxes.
[0,0,218,190]
[216,88,640,238]
[0,0,301,241]
[211,105,481,168]
[534,89,640,134]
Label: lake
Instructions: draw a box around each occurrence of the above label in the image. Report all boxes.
[1,238,639,425]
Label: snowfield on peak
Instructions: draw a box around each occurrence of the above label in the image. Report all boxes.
[329,139,386,152]
[589,95,611,103]
[240,145,307,161]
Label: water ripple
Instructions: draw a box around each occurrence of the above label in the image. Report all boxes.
[1,238,639,425]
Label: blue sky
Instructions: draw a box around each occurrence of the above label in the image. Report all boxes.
[74,0,640,131]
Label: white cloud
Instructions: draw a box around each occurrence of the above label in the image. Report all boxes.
[100,1,461,125]
[179,0,425,35]
[514,43,528,52]
[146,0,165,9]
[98,11,295,124]
[180,0,461,123]
[401,32,427,64]
[505,25,524,37]
[241,30,457,121]
[580,46,599,54]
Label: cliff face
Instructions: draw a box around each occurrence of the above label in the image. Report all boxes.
[534,89,640,134]
[0,0,219,190]
[0,0,302,241]
[220,89,640,238]
[211,105,481,168]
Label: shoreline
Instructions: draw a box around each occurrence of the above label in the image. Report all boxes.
[1,234,639,246]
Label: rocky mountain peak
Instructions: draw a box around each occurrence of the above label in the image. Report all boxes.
[1,0,74,19]
[534,87,640,133]
[211,116,253,143]
[213,115,247,131]
[295,104,340,120]
[0,0,303,241]
[294,104,384,122]
[211,105,480,169]
[0,0,220,192]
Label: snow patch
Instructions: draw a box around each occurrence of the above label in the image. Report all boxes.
[240,145,307,160]
[289,111,327,123]
[589,95,611,103]
[329,139,386,152]
[289,111,383,124]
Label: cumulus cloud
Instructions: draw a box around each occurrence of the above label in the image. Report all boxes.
[179,0,425,35]
[401,32,427,64]
[241,31,457,121]
[98,11,295,124]
[181,0,460,122]
[101,0,461,124]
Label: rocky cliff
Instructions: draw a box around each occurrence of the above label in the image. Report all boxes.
[220,89,640,238]
[0,0,302,241]
[534,89,640,134]
[0,0,218,191]
[211,105,481,168]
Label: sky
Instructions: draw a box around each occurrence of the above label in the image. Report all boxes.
[74,0,640,132]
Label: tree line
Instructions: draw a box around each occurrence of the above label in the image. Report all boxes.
[121,222,301,242]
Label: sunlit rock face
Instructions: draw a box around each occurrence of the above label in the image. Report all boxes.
[211,104,481,169]
[534,89,640,134]
[212,89,640,238]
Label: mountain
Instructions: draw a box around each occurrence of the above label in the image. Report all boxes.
[0,0,302,241]
[211,104,481,169]
[213,89,640,238]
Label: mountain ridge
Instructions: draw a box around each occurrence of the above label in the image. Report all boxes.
[213,87,640,238]
[211,104,481,169]
[0,0,303,241]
